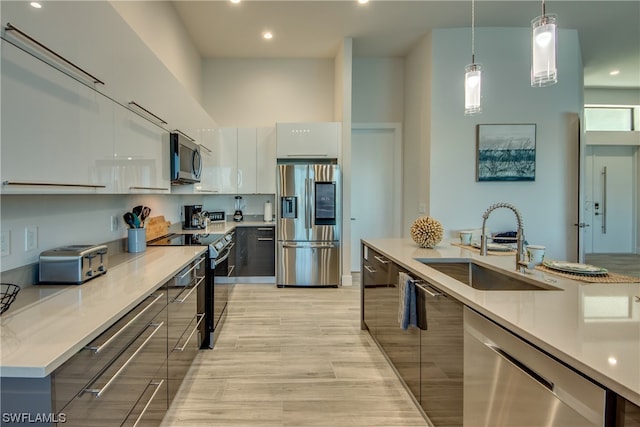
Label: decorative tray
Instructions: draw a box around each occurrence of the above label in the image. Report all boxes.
[542,260,608,276]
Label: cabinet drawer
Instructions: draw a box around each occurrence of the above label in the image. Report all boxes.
[52,291,167,412]
[121,373,168,427]
[60,316,167,426]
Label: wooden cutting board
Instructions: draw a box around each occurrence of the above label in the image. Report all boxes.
[145,216,170,241]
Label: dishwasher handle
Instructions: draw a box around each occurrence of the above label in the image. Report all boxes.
[487,343,554,392]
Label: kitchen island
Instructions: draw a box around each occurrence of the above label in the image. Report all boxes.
[361,237,640,411]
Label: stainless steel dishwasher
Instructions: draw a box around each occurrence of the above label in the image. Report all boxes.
[464,307,606,427]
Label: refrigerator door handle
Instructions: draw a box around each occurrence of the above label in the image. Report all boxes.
[305,177,312,230]
[282,243,338,249]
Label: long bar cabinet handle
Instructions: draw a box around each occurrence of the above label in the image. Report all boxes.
[257,237,274,241]
[173,313,205,352]
[363,265,376,274]
[129,186,169,191]
[5,23,105,85]
[177,257,206,280]
[85,293,165,353]
[173,129,195,142]
[131,379,165,427]
[174,275,205,304]
[85,321,164,398]
[373,255,390,264]
[3,180,106,189]
[128,101,168,125]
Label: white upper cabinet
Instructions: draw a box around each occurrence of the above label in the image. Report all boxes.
[276,122,341,159]
[0,1,217,194]
[237,128,258,194]
[193,128,220,194]
[111,106,170,194]
[256,127,277,194]
[208,127,276,195]
[1,40,113,194]
[215,128,240,194]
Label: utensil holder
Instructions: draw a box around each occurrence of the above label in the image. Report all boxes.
[127,228,146,253]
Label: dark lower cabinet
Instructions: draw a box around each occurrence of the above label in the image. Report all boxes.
[361,243,463,427]
[235,226,275,277]
[0,255,206,427]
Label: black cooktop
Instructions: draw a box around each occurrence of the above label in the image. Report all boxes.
[147,233,221,247]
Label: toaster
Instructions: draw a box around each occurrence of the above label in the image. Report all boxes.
[39,245,108,284]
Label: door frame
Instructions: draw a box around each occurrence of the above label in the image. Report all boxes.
[350,123,403,270]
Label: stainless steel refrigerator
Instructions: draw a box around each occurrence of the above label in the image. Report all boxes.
[276,163,341,287]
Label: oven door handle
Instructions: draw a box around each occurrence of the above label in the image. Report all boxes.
[214,246,232,265]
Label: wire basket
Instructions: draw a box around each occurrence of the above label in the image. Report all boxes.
[1,283,21,315]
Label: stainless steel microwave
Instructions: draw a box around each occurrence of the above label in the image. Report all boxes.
[170,132,202,185]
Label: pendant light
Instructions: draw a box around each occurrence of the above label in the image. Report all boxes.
[531,0,558,87]
[464,0,481,115]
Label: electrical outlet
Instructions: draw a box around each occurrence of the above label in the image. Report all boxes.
[1,230,10,256]
[24,226,38,251]
[418,203,427,214]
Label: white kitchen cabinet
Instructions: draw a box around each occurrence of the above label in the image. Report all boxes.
[111,105,171,194]
[215,128,240,194]
[1,1,114,95]
[256,127,277,194]
[238,128,258,194]
[192,128,220,194]
[276,122,340,159]
[0,40,113,194]
[212,127,276,195]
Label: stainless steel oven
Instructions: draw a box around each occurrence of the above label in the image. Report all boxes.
[147,232,234,348]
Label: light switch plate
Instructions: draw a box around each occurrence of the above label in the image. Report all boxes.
[1,230,10,256]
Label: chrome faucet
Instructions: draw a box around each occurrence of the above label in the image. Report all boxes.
[480,203,527,272]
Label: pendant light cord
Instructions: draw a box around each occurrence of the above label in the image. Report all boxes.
[471,0,476,64]
[542,0,546,16]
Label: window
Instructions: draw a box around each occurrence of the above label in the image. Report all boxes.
[584,107,634,131]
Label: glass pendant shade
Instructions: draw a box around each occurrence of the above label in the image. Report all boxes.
[464,63,482,115]
[531,14,558,87]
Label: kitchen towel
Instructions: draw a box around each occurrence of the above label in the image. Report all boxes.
[398,272,418,330]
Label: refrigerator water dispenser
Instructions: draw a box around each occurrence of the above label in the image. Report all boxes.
[281,196,298,219]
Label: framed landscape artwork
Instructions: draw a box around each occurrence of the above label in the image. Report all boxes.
[476,124,536,182]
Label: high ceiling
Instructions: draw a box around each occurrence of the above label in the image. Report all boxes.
[172,0,640,89]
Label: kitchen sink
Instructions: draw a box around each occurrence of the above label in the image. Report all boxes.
[417,260,561,291]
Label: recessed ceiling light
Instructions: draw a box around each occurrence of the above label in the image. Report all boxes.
[609,70,620,76]
[30,2,42,8]
[230,0,241,3]
[358,0,370,4]
[263,31,273,40]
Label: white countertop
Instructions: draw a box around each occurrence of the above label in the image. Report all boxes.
[363,238,640,406]
[0,246,206,378]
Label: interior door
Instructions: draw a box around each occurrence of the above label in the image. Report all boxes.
[584,145,636,254]
[350,127,400,271]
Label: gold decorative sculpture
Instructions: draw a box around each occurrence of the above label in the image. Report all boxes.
[410,216,444,248]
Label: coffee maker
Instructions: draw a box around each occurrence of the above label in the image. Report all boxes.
[233,196,244,222]
[183,205,205,229]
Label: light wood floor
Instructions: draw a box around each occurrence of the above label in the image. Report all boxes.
[161,284,428,427]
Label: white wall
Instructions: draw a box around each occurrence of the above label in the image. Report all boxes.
[423,27,583,261]
[202,58,335,127]
[403,33,433,235]
[110,1,203,103]
[352,58,404,123]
